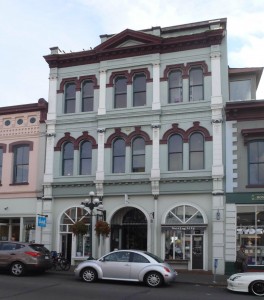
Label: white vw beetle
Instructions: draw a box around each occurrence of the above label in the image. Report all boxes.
[227,272,264,296]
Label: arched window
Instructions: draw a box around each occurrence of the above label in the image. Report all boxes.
[133,74,146,106]
[82,81,94,112]
[114,76,127,108]
[62,142,74,176]
[64,83,76,113]
[189,68,203,101]
[248,140,264,185]
[189,133,204,170]
[165,205,204,224]
[113,138,126,173]
[168,134,183,171]
[80,141,92,175]
[13,145,29,183]
[132,137,145,172]
[168,70,183,103]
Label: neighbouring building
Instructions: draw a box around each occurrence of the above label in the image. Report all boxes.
[225,67,264,274]
[0,99,48,243]
[42,18,227,273]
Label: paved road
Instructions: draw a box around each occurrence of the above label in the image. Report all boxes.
[0,271,254,300]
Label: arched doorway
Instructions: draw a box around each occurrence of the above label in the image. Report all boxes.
[162,204,207,270]
[110,207,147,251]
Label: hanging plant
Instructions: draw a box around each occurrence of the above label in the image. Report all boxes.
[72,221,88,236]
[95,220,111,237]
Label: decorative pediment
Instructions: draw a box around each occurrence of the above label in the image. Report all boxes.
[94,29,162,51]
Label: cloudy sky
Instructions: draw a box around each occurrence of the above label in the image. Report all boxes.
[1,0,264,106]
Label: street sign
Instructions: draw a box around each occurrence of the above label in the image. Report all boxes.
[38,215,46,227]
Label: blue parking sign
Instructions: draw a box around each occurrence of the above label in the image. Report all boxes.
[38,215,46,227]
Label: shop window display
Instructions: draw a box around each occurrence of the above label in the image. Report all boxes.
[237,205,264,265]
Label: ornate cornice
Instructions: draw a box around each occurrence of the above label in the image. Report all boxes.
[44,29,224,69]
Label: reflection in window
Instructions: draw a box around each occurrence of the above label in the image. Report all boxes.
[169,70,183,103]
[230,80,251,101]
[133,74,146,106]
[62,142,74,176]
[80,141,92,175]
[168,134,183,171]
[113,139,126,173]
[114,76,127,108]
[13,145,29,183]
[132,137,145,172]
[248,140,264,185]
[82,81,94,112]
[189,133,204,170]
[65,83,76,113]
[189,68,203,101]
[237,205,264,266]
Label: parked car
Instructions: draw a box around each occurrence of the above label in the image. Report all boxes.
[0,241,52,276]
[227,272,264,296]
[74,249,177,287]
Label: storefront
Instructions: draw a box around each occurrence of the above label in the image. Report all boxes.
[226,192,264,273]
[161,204,208,270]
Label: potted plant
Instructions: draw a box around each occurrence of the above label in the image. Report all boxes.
[95,220,111,237]
[72,221,88,236]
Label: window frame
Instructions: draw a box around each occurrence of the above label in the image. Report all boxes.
[0,147,3,184]
[112,138,126,173]
[189,132,204,170]
[133,73,146,107]
[189,67,204,102]
[82,80,94,112]
[168,70,183,103]
[62,142,74,176]
[13,145,30,184]
[79,141,92,175]
[114,76,127,108]
[248,140,264,186]
[132,137,145,173]
[64,82,76,114]
[168,134,183,171]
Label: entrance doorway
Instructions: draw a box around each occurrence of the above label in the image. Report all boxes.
[192,235,203,269]
[110,207,147,251]
[61,233,72,261]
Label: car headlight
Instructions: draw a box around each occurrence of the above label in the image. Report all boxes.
[230,275,242,281]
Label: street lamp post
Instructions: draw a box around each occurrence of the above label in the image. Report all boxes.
[81,191,104,258]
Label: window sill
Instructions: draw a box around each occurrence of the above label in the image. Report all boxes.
[9,182,29,186]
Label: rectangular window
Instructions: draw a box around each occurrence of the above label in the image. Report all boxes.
[237,205,264,266]
[189,68,203,101]
[133,74,146,106]
[230,80,251,101]
[248,141,264,185]
[13,145,29,183]
[115,77,127,108]
[65,83,76,113]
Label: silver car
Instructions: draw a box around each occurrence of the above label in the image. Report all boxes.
[74,249,177,287]
[0,241,52,276]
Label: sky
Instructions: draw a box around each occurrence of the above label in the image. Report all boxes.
[1,0,264,107]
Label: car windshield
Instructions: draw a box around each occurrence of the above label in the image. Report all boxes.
[29,244,50,254]
[143,251,164,263]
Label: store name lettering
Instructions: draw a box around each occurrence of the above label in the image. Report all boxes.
[252,194,264,201]
[172,226,195,230]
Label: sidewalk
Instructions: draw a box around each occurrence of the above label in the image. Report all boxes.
[48,267,229,287]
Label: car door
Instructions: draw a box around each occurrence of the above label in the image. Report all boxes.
[99,251,131,280]
[129,252,150,280]
[0,242,17,267]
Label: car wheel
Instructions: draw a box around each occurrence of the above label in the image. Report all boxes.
[144,271,163,287]
[81,267,98,283]
[10,262,26,277]
[250,280,264,296]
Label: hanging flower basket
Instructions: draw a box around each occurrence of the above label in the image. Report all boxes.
[95,220,111,237]
[72,221,88,236]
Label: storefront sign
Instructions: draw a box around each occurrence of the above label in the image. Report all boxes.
[252,194,264,201]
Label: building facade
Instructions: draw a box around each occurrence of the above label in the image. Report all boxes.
[225,67,264,274]
[41,18,227,273]
[0,99,48,243]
